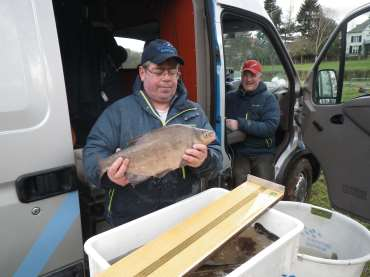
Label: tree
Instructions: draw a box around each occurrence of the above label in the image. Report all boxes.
[313,8,337,57]
[296,0,321,38]
[223,32,254,70]
[264,0,283,32]
[280,1,297,43]
[288,6,337,63]
[288,37,315,64]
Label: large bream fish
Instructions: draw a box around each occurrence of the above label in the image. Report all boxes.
[99,124,216,185]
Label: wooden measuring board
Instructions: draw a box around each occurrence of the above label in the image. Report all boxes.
[99,175,284,277]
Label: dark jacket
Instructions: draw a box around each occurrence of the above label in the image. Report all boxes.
[226,81,280,155]
[83,80,222,226]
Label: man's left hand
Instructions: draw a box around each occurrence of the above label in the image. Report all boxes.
[226,119,239,131]
[182,144,208,168]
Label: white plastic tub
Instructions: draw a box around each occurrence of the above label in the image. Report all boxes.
[275,201,370,277]
[84,189,303,276]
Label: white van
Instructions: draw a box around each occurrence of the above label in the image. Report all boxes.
[1,0,369,275]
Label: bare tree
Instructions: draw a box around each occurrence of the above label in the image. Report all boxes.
[280,1,296,43]
[313,7,337,57]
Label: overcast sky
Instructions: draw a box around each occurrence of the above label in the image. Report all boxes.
[272,0,370,21]
[119,1,370,51]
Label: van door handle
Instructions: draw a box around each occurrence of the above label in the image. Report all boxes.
[16,166,77,203]
[312,120,323,132]
[330,114,344,124]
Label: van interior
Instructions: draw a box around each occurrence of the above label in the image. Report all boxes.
[52,0,293,240]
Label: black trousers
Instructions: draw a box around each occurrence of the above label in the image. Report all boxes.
[232,153,275,187]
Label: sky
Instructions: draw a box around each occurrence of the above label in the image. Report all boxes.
[117,1,370,51]
[273,0,370,22]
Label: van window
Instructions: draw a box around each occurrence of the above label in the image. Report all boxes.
[343,13,370,102]
[316,11,370,104]
[221,13,288,93]
[115,37,145,69]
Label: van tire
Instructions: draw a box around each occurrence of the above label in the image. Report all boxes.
[284,158,312,202]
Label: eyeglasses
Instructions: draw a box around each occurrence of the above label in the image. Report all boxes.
[145,67,180,79]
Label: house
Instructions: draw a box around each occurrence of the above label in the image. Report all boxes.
[346,18,370,57]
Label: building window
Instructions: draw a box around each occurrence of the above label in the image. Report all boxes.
[351,35,362,43]
[350,45,362,54]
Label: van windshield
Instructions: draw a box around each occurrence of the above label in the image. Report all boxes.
[114,37,145,69]
[222,13,288,93]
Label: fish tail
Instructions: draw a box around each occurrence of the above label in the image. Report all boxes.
[97,151,127,178]
[96,155,108,177]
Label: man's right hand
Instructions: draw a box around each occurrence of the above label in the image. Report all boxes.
[107,157,130,187]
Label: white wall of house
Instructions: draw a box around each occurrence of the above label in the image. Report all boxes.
[347,32,363,55]
[346,25,370,55]
[363,25,370,44]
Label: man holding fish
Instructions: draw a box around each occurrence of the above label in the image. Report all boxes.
[83,39,222,226]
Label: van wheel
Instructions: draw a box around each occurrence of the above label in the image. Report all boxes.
[284,159,312,202]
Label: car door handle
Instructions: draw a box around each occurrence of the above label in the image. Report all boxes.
[330,114,344,124]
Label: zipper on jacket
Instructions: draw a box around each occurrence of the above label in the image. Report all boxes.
[140,90,163,123]
[140,90,197,126]
[108,188,115,214]
[164,108,197,125]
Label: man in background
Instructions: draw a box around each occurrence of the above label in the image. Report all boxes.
[226,59,280,185]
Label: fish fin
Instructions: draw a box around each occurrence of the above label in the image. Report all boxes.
[126,173,150,185]
[97,151,126,178]
[127,133,152,146]
[155,170,171,178]
[127,125,181,146]
[179,160,187,168]
[127,136,140,146]
[97,155,108,178]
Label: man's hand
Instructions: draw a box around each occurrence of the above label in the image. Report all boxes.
[226,119,239,131]
[107,157,130,186]
[182,144,208,168]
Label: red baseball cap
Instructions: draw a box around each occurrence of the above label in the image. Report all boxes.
[242,60,262,75]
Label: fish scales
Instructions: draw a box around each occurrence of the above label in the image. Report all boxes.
[99,124,216,185]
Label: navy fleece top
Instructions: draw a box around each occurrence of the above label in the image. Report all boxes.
[226,82,280,155]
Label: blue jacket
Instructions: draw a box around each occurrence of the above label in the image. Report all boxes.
[226,82,280,155]
[83,80,222,225]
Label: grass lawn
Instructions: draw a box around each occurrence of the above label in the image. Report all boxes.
[309,174,370,277]
[264,58,370,73]
[293,59,370,72]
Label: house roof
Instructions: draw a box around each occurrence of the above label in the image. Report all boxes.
[348,19,370,33]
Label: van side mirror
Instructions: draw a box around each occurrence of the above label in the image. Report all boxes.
[315,69,338,104]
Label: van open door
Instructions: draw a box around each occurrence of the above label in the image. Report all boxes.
[301,4,370,221]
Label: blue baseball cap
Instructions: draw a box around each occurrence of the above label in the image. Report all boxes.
[140,39,184,65]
